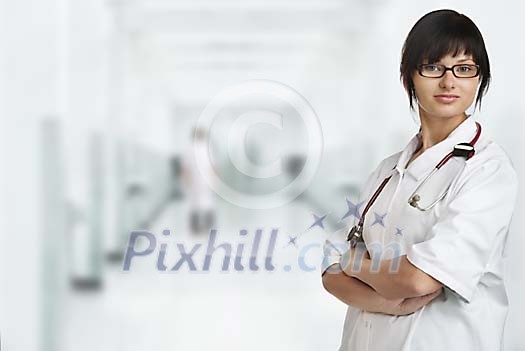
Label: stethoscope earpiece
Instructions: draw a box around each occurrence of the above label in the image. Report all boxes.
[408,194,420,208]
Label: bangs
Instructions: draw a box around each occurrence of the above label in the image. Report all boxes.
[421,27,482,64]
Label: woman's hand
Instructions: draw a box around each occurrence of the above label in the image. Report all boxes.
[340,244,369,276]
[371,288,443,316]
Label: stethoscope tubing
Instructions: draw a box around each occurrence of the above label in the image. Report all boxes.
[346,122,482,245]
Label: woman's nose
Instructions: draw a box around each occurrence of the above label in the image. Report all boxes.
[439,70,456,89]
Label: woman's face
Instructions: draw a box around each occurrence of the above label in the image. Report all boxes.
[412,53,480,120]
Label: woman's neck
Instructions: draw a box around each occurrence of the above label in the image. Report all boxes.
[417,110,468,152]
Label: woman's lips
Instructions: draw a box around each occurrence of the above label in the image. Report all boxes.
[434,94,460,104]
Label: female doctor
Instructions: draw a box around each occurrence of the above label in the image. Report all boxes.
[321,9,518,351]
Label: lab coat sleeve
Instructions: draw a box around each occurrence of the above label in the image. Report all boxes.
[406,159,518,303]
[321,230,346,276]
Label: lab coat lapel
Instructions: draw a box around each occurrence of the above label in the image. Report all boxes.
[402,117,479,181]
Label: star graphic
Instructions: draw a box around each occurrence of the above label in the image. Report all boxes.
[394,228,403,236]
[309,213,328,230]
[286,235,298,247]
[340,198,363,221]
[371,212,387,227]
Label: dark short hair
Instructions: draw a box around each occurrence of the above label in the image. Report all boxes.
[400,9,491,110]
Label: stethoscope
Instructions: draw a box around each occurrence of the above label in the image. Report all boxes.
[346,122,481,247]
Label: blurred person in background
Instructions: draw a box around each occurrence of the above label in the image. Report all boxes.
[322,9,518,351]
[182,127,216,234]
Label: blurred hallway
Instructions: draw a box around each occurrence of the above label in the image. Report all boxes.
[60,196,345,351]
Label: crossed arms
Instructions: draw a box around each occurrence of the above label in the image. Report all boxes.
[322,246,443,316]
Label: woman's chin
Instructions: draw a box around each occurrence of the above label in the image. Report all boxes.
[422,105,468,120]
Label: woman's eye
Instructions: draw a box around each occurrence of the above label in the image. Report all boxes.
[424,65,439,71]
[458,65,471,72]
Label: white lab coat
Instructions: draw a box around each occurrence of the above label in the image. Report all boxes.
[322,117,518,351]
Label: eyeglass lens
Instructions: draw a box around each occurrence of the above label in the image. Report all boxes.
[419,64,479,78]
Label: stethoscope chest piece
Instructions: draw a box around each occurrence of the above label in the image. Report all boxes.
[346,223,363,247]
[452,142,475,158]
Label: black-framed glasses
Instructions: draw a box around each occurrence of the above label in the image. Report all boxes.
[417,64,480,78]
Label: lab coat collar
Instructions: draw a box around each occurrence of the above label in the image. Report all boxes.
[396,116,480,181]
